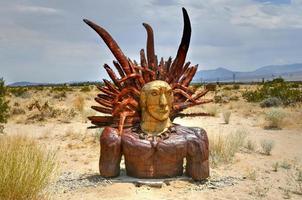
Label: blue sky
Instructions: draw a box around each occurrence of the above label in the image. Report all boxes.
[0,0,302,84]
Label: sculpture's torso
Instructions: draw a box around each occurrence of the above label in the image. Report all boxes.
[99,124,209,180]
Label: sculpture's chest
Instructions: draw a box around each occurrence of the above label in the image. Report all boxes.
[121,132,187,161]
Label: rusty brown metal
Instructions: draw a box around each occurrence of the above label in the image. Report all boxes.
[84,8,211,134]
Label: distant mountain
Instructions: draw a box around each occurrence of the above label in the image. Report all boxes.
[8,63,302,86]
[193,63,302,82]
[8,82,47,87]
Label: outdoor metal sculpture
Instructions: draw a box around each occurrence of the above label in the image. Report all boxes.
[84,8,211,180]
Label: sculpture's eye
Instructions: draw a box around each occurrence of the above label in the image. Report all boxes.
[151,91,159,96]
[167,90,172,96]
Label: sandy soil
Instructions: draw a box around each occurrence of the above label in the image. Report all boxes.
[3,87,302,200]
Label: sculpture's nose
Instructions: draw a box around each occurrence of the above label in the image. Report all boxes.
[159,93,168,107]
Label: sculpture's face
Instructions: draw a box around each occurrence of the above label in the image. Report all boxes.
[141,81,173,121]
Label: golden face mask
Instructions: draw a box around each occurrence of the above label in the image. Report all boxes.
[140,80,173,122]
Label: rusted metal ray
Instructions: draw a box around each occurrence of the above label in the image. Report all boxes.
[128,59,141,89]
[114,87,140,103]
[97,94,112,101]
[173,112,212,119]
[83,19,131,75]
[95,97,113,108]
[91,106,112,114]
[177,66,192,84]
[88,116,113,123]
[140,49,151,83]
[179,65,197,86]
[192,89,209,101]
[103,64,122,89]
[173,89,196,103]
[119,73,145,87]
[117,111,136,134]
[99,87,117,97]
[165,57,172,73]
[182,65,197,87]
[113,60,125,78]
[172,83,194,95]
[103,79,119,94]
[169,8,191,81]
[142,23,156,72]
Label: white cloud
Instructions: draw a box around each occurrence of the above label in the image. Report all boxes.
[14,5,60,14]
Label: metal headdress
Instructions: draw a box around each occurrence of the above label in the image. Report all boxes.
[84,8,211,133]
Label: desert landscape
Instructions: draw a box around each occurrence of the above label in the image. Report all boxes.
[1,80,301,200]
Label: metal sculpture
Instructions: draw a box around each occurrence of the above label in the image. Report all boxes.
[84,7,211,180]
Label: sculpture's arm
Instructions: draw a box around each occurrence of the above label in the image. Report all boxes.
[99,127,122,178]
[186,127,209,180]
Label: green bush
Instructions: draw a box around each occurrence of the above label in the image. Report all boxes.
[80,86,91,92]
[242,78,302,105]
[265,108,285,129]
[260,97,282,108]
[0,78,9,123]
[0,135,57,200]
[8,87,29,98]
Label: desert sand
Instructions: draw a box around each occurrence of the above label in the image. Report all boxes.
[3,85,302,200]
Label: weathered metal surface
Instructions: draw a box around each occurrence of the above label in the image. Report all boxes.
[83,8,212,133]
[99,125,209,181]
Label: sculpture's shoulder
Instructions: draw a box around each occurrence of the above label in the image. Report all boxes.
[100,127,120,144]
[174,124,208,142]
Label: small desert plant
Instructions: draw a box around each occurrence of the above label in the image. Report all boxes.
[246,168,257,181]
[272,162,279,172]
[265,108,285,129]
[80,86,91,92]
[222,110,231,124]
[232,84,240,90]
[8,87,29,98]
[280,160,292,169]
[260,97,282,108]
[246,139,256,152]
[0,135,57,200]
[205,104,219,116]
[73,95,85,112]
[0,78,9,123]
[260,139,275,155]
[209,129,247,166]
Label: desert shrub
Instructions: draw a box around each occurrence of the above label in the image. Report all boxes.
[265,108,285,129]
[242,78,302,105]
[222,110,231,124]
[233,84,240,90]
[10,107,26,115]
[229,95,239,101]
[246,168,257,181]
[0,78,9,123]
[272,162,279,172]
[280,160,292,169]
[260,139,275,155]
[27,101,61,122]
[51,85,72,92]
[260,97,282,108]
[209,129,247,166]
[205,104,219,116]
[73,95,85,112]
[0,135,57,200]
[223,86,232,90]
[9,87,30,98]
[53,91,67,100]
[80,86,91,92]
[246,139,256,152]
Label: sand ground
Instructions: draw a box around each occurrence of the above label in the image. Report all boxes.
[3,87,302,200]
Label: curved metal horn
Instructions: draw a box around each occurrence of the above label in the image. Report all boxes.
[83,19,131,75]
[142,23,156,72]
[170,7,191,76]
